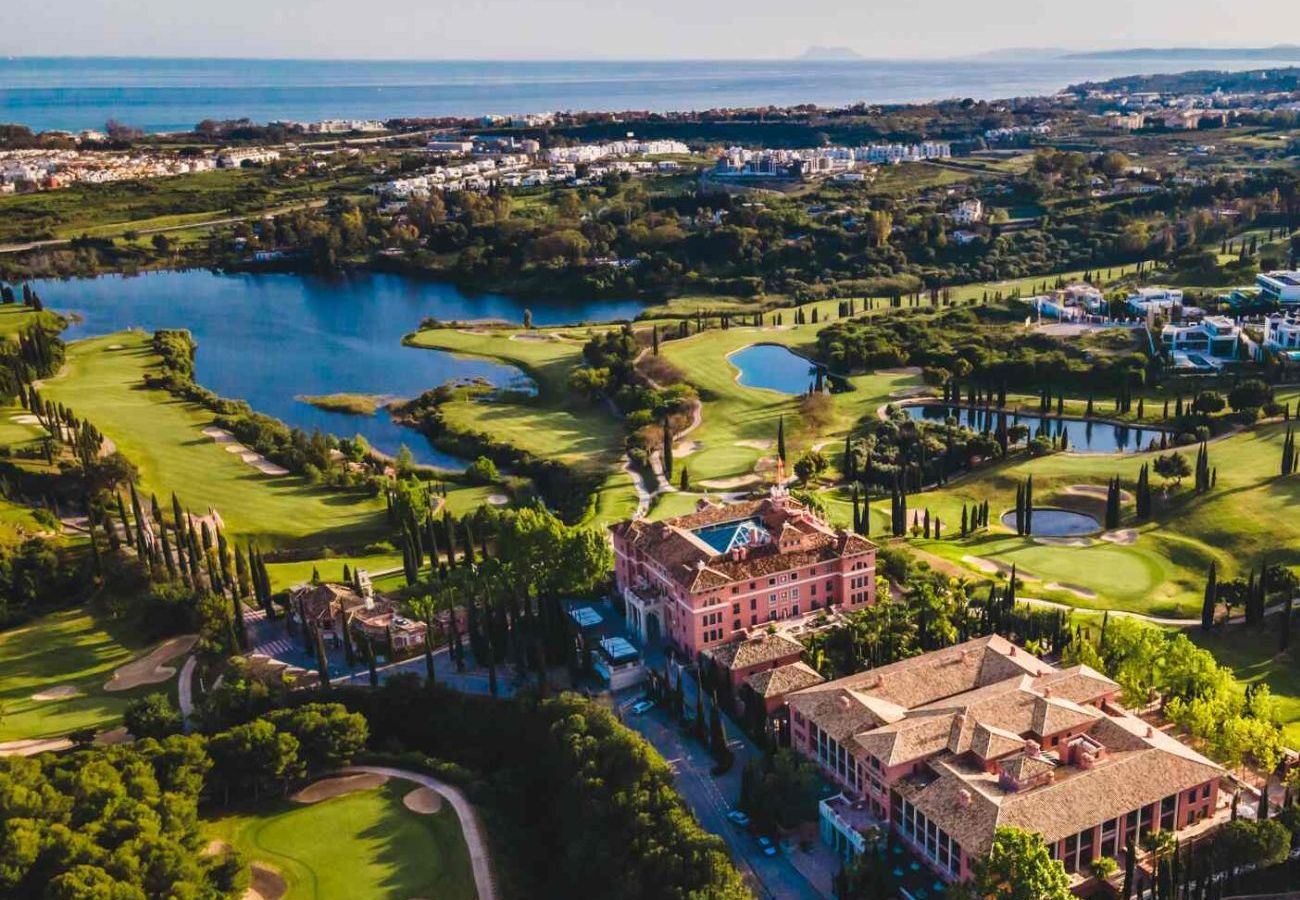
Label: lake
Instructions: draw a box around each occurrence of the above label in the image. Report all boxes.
[35,269,643,468]
[728,344,820,394]
[903,403,1166,453]
[1000,507,1101,537]
[4,56,1298,133]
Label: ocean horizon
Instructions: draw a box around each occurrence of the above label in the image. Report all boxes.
[1,54,1296,133]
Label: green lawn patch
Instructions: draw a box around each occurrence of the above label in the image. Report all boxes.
[205,780,476,900]
[0,608,156,742]
[40,332,387,549]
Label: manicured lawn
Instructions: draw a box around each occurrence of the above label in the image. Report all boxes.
[0,608,154,742]
[659,327,924,484]
[205,780,476,900]
[265,550,403,593]
[0,305,38,340]
[406,328,626,468]
[865,421,1298,618]
[40,333,387,549]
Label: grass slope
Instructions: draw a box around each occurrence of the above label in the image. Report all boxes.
[870,421,1298,618]
[205,780,476,900]
[40,332,387,549]
[659,326,923,484]
[0,609,155,742]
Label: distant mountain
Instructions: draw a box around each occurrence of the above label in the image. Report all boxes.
[1067,45,1300,61]
[798,46,864,61]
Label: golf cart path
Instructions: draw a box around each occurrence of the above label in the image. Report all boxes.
[342,765,497,900]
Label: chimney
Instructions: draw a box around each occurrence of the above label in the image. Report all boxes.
[1145,725,1154,738]
[1009,645,1017,656]
[958,788,972,808]
[1043,686,1052,698]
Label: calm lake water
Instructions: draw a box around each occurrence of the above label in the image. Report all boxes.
[729,343,820,394]
[3,56,1298,133]
[37,269,643,469]
[1000,507,1101,537]
[904,403,1166,454]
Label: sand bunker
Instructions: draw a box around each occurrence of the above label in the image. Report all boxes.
[291,772,389,804]
[245,863,287,900]
[674,440,701,457]
[510,332,553,342]
[202,426,235,442]
[889,387,932,399]
[736,439,774,451]
[961,556,1038,580]
[1034,536,1093,547]
[877,366,923,377]
[402,786,444,815]
[1101,529,1138,545]
[104,635,197,692]
[30,685,82,701]
[203,840,231,857]
[1064,484,1134,502]
[699,475,762,490]
[200,427,288,475]
[486,493,509,506]
[10,414,41,425]
[1046,582,1099,599]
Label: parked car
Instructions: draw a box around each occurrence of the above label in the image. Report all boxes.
[756,836,777,857]
[725,809,751,828]
[630,698,655,715]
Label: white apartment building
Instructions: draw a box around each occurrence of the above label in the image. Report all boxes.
[217,148,282,168]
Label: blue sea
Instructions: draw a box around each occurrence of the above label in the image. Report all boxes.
[1,55,1296,133]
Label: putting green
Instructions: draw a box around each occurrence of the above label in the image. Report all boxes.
[205,779,476,900]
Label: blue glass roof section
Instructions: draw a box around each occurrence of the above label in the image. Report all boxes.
[693,517,771,553]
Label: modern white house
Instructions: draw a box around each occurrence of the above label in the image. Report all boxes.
[1127,287,1187,318]
[1030,283,1107,320]
[1160,315,1241,360]
[949,198,984,225]
[1257,271,1300,307]
[1262,313,1300,361]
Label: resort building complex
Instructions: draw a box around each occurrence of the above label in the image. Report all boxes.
[610,486,877,658]
[789,636,1224,885]
[1257,270,1300,306]
[289,577,428,656]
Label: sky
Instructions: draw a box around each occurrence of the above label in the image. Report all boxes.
[5,0,1300,60]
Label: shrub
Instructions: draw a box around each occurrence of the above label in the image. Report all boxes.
[465,455,500,485]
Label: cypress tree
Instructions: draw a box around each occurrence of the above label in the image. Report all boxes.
[1024,475,1033,535]
[661,417,674,481]
[777,415,786,463]
[961,504,968,538]
[1201,562,1216,631]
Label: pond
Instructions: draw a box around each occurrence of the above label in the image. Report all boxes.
[999,507,1101,537]
[902,404,1166,454]
[728,343,824,394]
[35,270,644,469]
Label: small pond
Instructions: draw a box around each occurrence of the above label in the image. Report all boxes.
[999,507,1101,537]
[729,343,830,394]
[35,270,644,469]
[903,404,1166,454]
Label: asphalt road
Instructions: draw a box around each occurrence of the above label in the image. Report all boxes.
[618,681,825,900]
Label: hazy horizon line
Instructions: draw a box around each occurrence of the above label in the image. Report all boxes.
[4,44,1300,65]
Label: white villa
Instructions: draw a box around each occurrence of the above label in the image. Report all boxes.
[1126,287,1187,317]
[949,199,984,225]
[1031,283,1107,320]
[1161,315,1241,361]
[1257,271,1300,307]
[1262,313,1300,361]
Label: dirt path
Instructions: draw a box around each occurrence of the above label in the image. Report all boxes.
[343,765,497,900]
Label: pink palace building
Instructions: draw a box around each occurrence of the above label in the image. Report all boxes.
[610,484,877,658]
